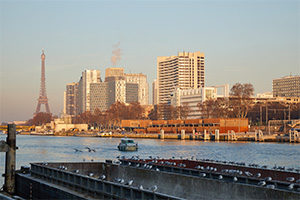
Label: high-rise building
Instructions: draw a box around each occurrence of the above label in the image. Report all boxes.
[107,80,126,106]
[152,79,158,105]
[125,73,149,105]
[105,67,125,82]
[273,75,300,97]
[77,70,101,114]
[126,83,139,103]
[90,82,109,112]
[64,82,79,116]
[157,51,205,104]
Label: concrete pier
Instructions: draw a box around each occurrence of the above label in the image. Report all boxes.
[15,160,300,200]
[180,130,185,140]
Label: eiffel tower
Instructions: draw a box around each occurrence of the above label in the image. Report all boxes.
[35,50,51,114]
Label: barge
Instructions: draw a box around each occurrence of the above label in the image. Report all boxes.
[14,158,300,199]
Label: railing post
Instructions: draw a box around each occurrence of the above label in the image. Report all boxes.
[4,124,16,194]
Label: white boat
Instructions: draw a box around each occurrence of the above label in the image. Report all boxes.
[118,138,138,151]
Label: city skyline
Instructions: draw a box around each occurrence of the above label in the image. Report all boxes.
[1,0,299,122]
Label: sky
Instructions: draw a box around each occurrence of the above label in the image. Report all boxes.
[0,0,299,122]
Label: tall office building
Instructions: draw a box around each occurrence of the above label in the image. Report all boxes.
[152,79,158,105]
[273,75,300,97]
[126,83,139,103]
[90,82,109,112]
[77,70,101,114]
[64,82,79,116]
[107,80,127,106]
[157,51,205,104]
[125,73,149,105]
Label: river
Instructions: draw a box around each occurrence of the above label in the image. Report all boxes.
[0,134,299,186]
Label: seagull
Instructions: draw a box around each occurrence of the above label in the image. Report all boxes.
[85,147,96,152]
[233,177,238,182]
[74,148,83,153]
[258,181,266,186]
[288,184,294,190]
[139,185,143,190]
[74,169,79,173]
[266,185,275,189]
[245,171,253,177]
[127,180,133,186]
[200,173,206,177]
[265,177,272,181]
[150,185,158,192]
[218,175,223,180]
[119,179,125,184]
[100,175,106,180]
[156,168,160,172]
[286,177,295,182]
[256,173,261,178]
[89,173,94,177]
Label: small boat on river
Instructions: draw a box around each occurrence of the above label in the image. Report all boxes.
[118,138,138,151]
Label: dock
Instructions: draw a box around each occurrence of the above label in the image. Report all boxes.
[14,158,300,199]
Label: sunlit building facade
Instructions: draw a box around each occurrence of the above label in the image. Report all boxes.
[273,75,300,97]
[157,51,205,104]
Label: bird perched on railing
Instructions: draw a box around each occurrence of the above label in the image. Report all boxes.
[150,185,158,192]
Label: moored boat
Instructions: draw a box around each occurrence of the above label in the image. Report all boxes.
[118,138,138,151]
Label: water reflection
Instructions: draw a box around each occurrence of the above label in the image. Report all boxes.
[0,135,299,185]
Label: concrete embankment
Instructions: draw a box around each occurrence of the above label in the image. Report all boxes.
[18,131,300,143]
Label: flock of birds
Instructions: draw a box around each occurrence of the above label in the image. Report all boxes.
[116,156,300,191]
[117,155,300,174]
[48,154,299,192]
[73,147,96,153]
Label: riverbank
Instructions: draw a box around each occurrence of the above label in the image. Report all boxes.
[18,131,300,143]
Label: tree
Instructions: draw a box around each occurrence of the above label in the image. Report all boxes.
[177,103,190,119]
[229,83,254,118]
[26,112,53,126]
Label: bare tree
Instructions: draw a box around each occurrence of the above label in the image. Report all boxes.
[26,112,53,126]
[229,83,254,118]
[177,103,190,119]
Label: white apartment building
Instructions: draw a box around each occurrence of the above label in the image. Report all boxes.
[77,70,101,114]
[157,51,205,104]
[170,85,229,119]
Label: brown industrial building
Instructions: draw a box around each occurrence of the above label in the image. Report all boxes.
[121,118,248,134]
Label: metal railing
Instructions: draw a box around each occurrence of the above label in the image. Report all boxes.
[30,163,183,200]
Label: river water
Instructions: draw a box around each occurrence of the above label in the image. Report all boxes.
[0,134,299,186]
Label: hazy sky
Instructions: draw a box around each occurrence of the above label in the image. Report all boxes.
[0,0,299,122]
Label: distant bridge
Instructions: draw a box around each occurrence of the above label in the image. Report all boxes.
[0,125,34,132]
